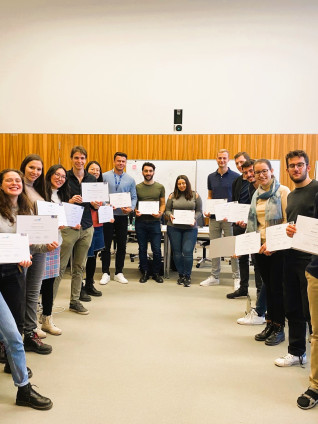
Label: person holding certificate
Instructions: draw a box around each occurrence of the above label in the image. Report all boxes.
[165,175,202,287]
[0,168,47,375]
[296,192,318,409]
[82,161,105,296]
[200,149,240,288]
[39,164,71,336]
[101,152,137,284]
[246,159,290,346]
[53,146,97,314]
[274,150,318,369]
[20,155,57,355]
[135,162,165,283]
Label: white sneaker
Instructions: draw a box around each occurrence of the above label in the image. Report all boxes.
[200,276,220,286]
[233,278,240,290]
[100,273,110,285]
[237,309,266,325]
[275,353,307,367]
[35,327,47,339]
[114,273,128,284]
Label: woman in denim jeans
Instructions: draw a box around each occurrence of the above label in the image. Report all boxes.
[0,292,52,410]
[165,175,202,287]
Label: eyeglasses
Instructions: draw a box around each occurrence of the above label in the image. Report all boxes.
[254,169,270,176]
[54,173,66,180]
[287,162,306,170]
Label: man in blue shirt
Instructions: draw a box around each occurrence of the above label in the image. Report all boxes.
[100,152,137,284]
[200,149,240,287]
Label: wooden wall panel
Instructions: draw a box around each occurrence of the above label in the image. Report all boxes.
[1,133,318,190]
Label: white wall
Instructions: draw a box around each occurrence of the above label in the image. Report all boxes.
[1,0,318,134]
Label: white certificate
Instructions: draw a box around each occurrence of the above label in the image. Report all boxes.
[0,233,30,263]
[62,202,84,227]
[209,236,236,258]
[109,192,132,208]
[266,224,292,252]
[292,215,318,255]
[235,232,261,256]
[228,203,251,224]
[173,210,195,225]
[36,200,67,227]
[205,198,227,214]
[214,202,235,221]
[98,205,114,223]
[138,201,160,215]
[81,182,109,202]
[16,215,59,244]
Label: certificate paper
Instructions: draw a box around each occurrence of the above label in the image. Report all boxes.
[138,201,160,215]
[205,199,227,214]
[173,210,195,225]
[62,202,84,227]
[292,215,318,255]
[0,233,30,263]
[109,192,132,208]
[37,200,67,227]
[209,232,260,258]
[16,215,59,244]
[98,205,114,223]
[214,202,235,221]
[81,182,109,202]
[228,203,251,223]
[235,232,261,256]
[266,224,292,252]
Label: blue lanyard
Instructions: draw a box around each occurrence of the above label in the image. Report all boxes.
[114,172,123,191]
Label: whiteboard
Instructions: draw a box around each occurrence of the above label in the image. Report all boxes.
[126,160,197,200]
[196,159,281,212]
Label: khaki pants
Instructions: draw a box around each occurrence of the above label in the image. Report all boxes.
[53,226,94,302]
[305,271,318,390]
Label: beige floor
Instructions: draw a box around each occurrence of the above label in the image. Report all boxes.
[1,248,317,423]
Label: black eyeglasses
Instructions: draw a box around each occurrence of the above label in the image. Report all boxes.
[287,162,306,170]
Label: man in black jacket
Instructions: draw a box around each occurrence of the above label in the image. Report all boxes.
[53,146,100,315]
[227,154,263,301]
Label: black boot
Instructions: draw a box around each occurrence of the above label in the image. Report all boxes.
[265,324,285,346]
[79,283,91,302]
[0,341,6,364]
[153,273,163,283]
[4,362,33,379]
[85,280,102,297]
[255,321,274,341]
[139,271,149,283]
[24,331,52,355]
[16,383,53,410]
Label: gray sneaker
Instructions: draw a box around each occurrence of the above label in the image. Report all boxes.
[69,301,89,315]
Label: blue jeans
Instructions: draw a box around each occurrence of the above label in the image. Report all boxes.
[135,221,162,274]
[255,283,267,317]
[167,226,198,277]
[0,292,28,387]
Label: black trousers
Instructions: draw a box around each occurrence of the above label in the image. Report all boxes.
[101,215,128,275]
[41,277,54,316]
[254,251,285,326]
[283,252,311,356]
[0,265,26,334]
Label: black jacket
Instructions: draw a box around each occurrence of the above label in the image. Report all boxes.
[67,169,97,230]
